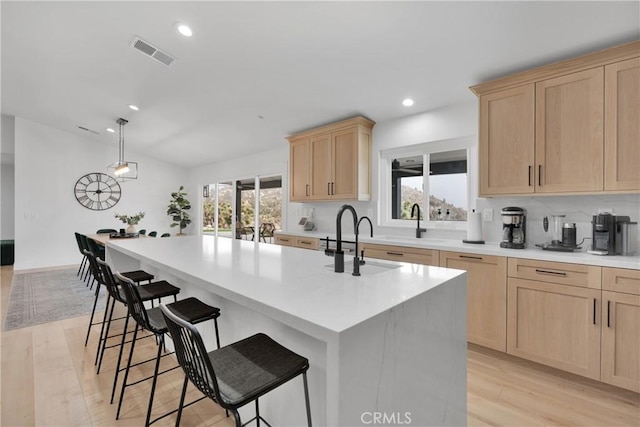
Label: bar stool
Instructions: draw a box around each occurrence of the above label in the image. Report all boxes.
[74,232,89,278]
[94,258,181,407]
[161,305,312,427]
[115,272,221,426]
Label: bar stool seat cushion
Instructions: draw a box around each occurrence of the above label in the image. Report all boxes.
[121,270,154,283]
[146,298,221,332]
[209,333,309,405]
[137,280,181,300]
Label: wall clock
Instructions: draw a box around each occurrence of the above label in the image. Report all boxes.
[74,172,121,210]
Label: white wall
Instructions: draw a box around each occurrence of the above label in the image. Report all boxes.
[1,114,16,240]
[14,117,188,270]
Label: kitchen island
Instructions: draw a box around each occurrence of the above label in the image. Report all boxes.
[106,235,467,426]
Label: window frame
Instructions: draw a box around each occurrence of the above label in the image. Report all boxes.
[379,135,477,231]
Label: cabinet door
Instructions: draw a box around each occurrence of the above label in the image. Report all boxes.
[479,84,535,196]
[440,252,507,351]
[601,290,640,392]
[535,68,604,193]
[332,127,359,199]
[309,133,332,200]
[604,58,640,191]
[290,138,311,201]
[507,278,601,380]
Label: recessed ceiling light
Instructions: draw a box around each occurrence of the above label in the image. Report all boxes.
[402,98,414,107]
[176,24,193,37]
[106,128,115,133]
[128,104,139,111]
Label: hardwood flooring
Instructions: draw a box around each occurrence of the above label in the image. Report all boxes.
[2,265,639,426]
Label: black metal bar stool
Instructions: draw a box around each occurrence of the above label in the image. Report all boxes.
[115,272,221,426]
[161,305,312,427]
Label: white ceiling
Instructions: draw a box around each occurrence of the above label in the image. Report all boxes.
[2,1,638,168]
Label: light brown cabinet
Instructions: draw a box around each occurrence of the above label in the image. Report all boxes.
[359,242,439,266]
[506,259,602,380]
[605,58,640,191]
[535,68,604,193]
[440,251,507,351]
[601,267,640,392]
[471,40,640,197]
[274,234,319,250]
[288,116,374,202]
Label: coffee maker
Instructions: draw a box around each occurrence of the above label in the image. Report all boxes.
[588,213,631,255]
[500,207,526,249]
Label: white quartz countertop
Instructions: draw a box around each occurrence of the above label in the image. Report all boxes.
[107,236,465,338]
[276,230,640,270]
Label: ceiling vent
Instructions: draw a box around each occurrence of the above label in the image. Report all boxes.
[131,37,175,66]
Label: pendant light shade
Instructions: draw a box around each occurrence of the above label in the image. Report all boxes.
[108,118,138,180]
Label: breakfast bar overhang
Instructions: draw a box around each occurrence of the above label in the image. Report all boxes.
[106,236,467,426]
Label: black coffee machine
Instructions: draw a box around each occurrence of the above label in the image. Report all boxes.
[588,213,631,255]
[500,207,526,249]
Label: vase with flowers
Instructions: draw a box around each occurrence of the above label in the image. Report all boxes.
[115,212,145,234]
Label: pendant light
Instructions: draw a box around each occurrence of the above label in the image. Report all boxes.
[108,118,138,180]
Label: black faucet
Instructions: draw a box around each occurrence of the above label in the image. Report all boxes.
[353,216,373,276]
[334,204,358,273]
[411,203,427,238]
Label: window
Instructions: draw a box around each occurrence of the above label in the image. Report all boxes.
[381,136,476,230]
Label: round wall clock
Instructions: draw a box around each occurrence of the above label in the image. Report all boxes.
[74,172,121,210]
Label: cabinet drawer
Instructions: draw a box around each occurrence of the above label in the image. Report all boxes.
[295,237,319,250]
[508,258,601,289]
[360,243,439,266]
[274,234,294,247]
[603,267,640,295]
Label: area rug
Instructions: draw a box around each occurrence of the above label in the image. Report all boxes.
[3,267,106,331]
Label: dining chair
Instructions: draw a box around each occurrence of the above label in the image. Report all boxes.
[161,305,312,427]
[160,233,171,237]
[148,231,158,237]
[97,228,118,234]
[139,229,147,235]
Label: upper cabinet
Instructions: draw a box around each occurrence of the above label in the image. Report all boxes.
[287,116,374,202]
[471,41,640,197]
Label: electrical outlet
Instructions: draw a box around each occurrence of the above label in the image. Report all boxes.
[482,208,493,222]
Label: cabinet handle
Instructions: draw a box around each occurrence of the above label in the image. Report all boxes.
[538,165,542,186]
[306,184,309,197]
[331,182,335,195]
[299,241,312,245]
[280,238,290,242]
[528,166,532,187]
[327,182,331,195]
[534,269,567,277]
[607,300,611,328]
[386,251,404,256]
[459,255,483,261]
[593,298,597,325]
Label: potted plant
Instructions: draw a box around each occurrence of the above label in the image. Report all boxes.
[114,211,145,234]
[167,186,191,235]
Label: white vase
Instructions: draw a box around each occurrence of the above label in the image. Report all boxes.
[126,224,136,234]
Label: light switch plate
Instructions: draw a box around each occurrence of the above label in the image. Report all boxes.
[482,208,493,222]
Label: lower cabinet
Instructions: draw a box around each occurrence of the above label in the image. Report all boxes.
[274,234,319,250]
[440,251,507,351]
[601,268,640,392]
[359,242,439,266]
[507,277,602,380]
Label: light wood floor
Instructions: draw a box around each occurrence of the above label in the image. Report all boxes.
[2,265,639,426]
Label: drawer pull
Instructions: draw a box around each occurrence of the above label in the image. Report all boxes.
[459,255,483,261]
[607,300,611,328]
[593,298,597,325]
[299,241,312,245]
[386,251,404,256]
[279,238,290,242]
[534,269,567,277]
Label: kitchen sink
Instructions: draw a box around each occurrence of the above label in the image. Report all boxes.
[324,260,401,276]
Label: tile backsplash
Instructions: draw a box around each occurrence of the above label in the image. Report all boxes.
[288,193,640,253]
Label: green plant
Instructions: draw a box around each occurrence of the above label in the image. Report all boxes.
[114,212,145,225]
[167,186,191,234]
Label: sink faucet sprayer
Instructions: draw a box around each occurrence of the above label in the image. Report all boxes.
[353,216,373,276]
[411,203,427,238]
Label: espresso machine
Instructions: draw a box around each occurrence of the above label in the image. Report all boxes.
[588,213,632,255]
[500,207,526,249]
